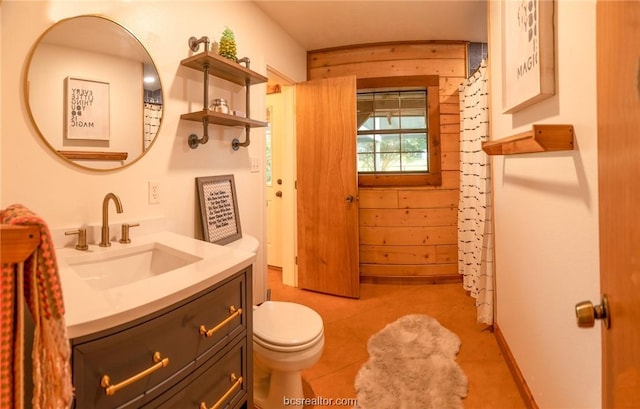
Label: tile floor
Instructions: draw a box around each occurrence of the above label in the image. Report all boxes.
[265,268,527,409]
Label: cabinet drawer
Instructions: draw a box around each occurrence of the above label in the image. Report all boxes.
[144,338,248,409]
[72,272,248,409]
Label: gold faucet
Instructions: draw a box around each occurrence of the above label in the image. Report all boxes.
[100,193,123,247]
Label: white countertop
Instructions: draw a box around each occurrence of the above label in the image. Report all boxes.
[56,231,255,339]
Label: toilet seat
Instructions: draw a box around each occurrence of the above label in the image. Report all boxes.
[253,301,324,352]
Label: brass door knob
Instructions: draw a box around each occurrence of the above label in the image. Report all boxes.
[575,295,610,329]
[275,191,283,198]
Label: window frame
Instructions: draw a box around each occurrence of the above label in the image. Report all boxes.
[356,76,441,187]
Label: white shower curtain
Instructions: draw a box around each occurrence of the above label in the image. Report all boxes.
[144,103,163,151]
[458,60,494,325]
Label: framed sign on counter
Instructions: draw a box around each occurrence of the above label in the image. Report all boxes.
[196,174,242,245]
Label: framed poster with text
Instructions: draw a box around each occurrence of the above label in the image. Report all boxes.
[501,0,555,113]
[196,175,242,245]
[65,77,110,140]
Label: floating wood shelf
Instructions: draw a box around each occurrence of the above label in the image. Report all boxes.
[180,51,267,86]
[180,109,267,128]
[57,150,128,161]
[482,124,575,155]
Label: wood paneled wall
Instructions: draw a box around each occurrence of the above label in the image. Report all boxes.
[307,41,466,283]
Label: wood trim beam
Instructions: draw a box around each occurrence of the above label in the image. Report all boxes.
[357,75,439,90]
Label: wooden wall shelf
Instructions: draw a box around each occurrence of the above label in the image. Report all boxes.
[57,150,128,161]
[482,124,574,155]
[180,50,267,150]
[180,110,267,128]
[180,51,267,86]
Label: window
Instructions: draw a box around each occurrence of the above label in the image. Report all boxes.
[356,76,441,187]
[357,90,429,173]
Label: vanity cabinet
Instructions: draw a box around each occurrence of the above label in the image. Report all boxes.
[180,51,267,150]
[143,337,248,409]
[71,267,253,409]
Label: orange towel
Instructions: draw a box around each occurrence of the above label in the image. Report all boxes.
[1,204,72,409]
[0,255,22,408]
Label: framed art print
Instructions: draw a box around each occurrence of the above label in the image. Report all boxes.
[65,77,110,140]
[196,174,242,245]
[501,0,556,113]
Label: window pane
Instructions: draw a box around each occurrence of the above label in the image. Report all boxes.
[374,92,400,130]
[357,93,374,130]
[359,116,375,130]
[402,133,427,152]
[357,135,374,153]
[402,133,428,171]
[377,134,400,153]
[400,90,426,105]
[401,152,428,171]
[378,153,400,172]
[401,114,427,129]
[377,115,401,130]
[400,91,426,129]
[358,153,375,172]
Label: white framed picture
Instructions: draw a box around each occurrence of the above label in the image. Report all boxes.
[501,0,555,114]
[65,77,110,140]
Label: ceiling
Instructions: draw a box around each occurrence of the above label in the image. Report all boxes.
[252,0,488,51]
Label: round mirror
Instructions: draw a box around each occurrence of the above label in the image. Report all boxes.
[25,15,163,171]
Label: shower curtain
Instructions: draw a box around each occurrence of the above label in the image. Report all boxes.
[457,60,494,325]
[144,103,162,151]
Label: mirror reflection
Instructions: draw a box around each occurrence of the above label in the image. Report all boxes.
[26,15,163,170]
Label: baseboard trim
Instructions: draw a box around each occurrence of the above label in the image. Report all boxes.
[360,274,463,285]
[493,323,539,409]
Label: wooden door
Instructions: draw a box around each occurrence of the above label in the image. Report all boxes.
[296,76,360,298]
[596,1,640,406]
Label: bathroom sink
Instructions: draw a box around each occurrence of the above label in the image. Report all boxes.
[65,242,203,290]
[56,230,256,338]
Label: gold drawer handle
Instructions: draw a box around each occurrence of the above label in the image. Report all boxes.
[100,352,169,396]
[199,373,243,409]
[199,306,243,338]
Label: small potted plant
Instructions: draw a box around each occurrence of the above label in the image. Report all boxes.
[218,27,237,62]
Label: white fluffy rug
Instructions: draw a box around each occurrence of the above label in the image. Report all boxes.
[354,314,468,409]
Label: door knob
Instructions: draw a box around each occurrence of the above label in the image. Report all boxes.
[575,295,610,329]
[346,195,354,203]
[275,191,282,198]
[277,178,283,185]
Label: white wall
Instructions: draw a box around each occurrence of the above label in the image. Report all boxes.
[489,1,601,407]
[1,0,307,304]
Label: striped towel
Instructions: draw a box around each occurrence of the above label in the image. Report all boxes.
[1,204,72,409]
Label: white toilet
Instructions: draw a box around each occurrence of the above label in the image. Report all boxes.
[253,301,324,409]
[225,236,325,409]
